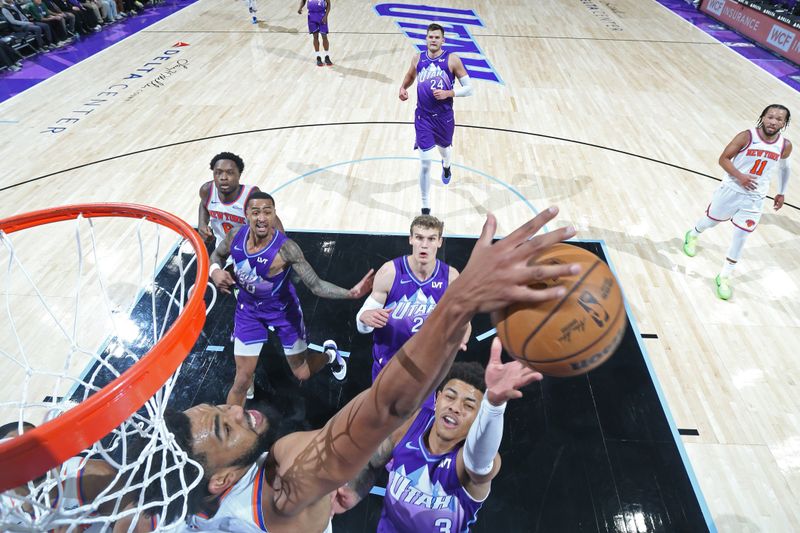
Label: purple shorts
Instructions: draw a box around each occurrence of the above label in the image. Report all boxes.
[308,11,328,34]
[372,358,435,410]
[233,297,306,353]
[413,111,454,152]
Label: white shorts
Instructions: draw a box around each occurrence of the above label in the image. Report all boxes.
[233,336,307,357]
[706,185,764,232]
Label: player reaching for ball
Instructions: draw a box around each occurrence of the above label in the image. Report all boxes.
[139,208,578,533]
[330,339,541,532]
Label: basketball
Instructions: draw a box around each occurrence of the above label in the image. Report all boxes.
[492,243,626,377]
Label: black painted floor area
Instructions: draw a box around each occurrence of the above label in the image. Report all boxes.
[107,232,710,533]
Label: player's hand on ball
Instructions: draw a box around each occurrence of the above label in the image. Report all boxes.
[210,269,235,295]
[399,87,408,101]
[449,207,580,315]
[361,308,390,328]
[484,338,542,405]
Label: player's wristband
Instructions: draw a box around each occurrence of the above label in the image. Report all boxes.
[209,263,221,277]
[356,296,384,334]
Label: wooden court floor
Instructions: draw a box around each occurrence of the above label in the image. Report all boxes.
[1,0,799,530]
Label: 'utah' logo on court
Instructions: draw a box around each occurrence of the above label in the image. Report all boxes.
[374,3,502,83]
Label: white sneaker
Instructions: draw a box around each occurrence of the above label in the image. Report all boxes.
[324,340,347,381]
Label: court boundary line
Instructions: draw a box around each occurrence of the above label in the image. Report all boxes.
[599,239,717,533]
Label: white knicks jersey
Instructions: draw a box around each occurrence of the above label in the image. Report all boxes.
[206,183,255,247]
[183,453,332,533]
[184,453,269,532]
[722,127,786,198]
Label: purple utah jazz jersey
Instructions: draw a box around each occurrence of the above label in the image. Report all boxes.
[416,50,455,117]
[307,0,325,12]
[372,256,449,376]
[230,227,299,312]
[377,408,485,533]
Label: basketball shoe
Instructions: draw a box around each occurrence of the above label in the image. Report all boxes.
[316,57,323,67]
[441,164,451,185]
[715,275,732,300]
[324,339,347,381]
[683,230,697,257]
[324,55,333,66]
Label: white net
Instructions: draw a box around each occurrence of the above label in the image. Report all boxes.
[0,208,212,532]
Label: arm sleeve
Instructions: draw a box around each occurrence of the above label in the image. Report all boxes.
[463,394,506,476]
[453,75,473,97]
[356,296,384,334]
[778,156,791,195]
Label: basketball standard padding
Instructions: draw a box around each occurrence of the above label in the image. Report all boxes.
[492,243,626,377]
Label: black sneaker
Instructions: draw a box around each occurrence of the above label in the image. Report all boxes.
[323,339,347,381]
[324,55,333,66]
[421,208,431,215]
[316,57,323,67]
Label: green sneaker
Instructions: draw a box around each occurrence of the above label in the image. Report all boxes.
[683,230,698,257]
[715,275,732,300]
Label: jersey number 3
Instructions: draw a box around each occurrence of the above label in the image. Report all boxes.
[434,518,452,533]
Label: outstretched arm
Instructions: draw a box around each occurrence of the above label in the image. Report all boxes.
[330,417,412,514]
[356,260,394,332]
[448,266,470,349]
[267,208,578,516]
[457,337,542,500]
[279,238,374,299]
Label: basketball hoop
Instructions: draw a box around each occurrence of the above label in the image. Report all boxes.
[0,203,208,530]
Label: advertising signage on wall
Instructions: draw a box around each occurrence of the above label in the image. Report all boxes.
[700,0,800,65]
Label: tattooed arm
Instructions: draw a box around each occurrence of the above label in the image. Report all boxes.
[278,238,374,299]
[331,416,415,514]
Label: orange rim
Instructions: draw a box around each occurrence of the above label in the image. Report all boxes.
[0,203,208,492]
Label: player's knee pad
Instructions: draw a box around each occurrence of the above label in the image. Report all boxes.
[418,148,436,162]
